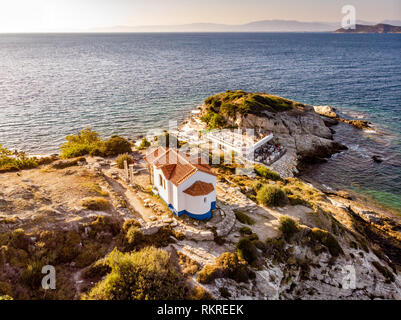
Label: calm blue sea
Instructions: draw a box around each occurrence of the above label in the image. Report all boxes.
[0,33,400,212]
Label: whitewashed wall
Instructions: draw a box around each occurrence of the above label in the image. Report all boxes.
[176,171,216,214]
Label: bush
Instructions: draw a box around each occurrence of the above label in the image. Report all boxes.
[196,252,249,284]
[234,211,254,225]
[239,227,253,235]
[236,238,258,264]
[122,219,142,233]
[116,153,133,169]
[125,227,144,247]
[196,264,222,284]
[20,260,43,290]
[138,138,150,150]
[84,258,111,280]
[84,247,187,300]
[188,286,214,300]
[81,197,110,211]
[83,182,109,197]
[201,111,227,129]
[279,215,299,239]
[104,136,132,156]
[310,228,343,257]
[256,185,287,207]
[252,181,263,192]
[0,145,39,172]
[85,216,121,237]
[10,228,30,251]
[254,165,281,181]
[60,128,105,159]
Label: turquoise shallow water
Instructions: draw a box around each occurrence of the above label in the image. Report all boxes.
[0,33,400,212]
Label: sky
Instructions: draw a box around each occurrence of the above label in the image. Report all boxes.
[0,0,400,32]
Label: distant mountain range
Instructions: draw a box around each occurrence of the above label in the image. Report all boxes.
[335,23,401,34]
[90,19,401,33]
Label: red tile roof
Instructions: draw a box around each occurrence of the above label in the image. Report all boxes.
[183,181,215,196]
[145,147,216,186]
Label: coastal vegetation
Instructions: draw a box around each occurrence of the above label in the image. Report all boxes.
[81,197,111,211]
[116,153,133,169]
[279,215,300,239]
[0,144,50,173]
[234,210,254,225]
[201,90,302,128]
[84,247,188,300]
[256,185,287,207]
[196,252,251,284]
[138,137,151,150]
[60,128,131,158]
[254,164,282,181]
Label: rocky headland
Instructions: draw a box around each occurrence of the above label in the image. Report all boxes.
[334,23,401,34]
[198,91,352,177]
[1,92,400,300]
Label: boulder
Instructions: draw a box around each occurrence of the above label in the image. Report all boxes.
[313,105,338,118]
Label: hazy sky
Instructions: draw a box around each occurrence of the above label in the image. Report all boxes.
[0,0,400,32]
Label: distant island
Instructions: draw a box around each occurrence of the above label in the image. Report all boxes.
[89,20,401,33]
[334,23,401,34]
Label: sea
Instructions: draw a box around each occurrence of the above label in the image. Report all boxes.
[0,33,400,213]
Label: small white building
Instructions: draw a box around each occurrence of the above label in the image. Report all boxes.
[145,147,217,220]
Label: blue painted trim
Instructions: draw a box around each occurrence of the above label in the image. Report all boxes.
[156,190,214,220]
[211,201,216,210]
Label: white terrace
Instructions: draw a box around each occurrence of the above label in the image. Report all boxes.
[205,129,274,158]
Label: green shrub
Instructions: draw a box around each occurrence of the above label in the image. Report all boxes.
[20,260,43,290]
[196,252,249,284]
[310,228,343,257]
[239,227,253,235]
[116,154,133,169]
[234,211,254,225]
[126,227,144,247]
[122,219,142,233]
[279,215,299,239]
[85,216,121,237]
[252,181,263,192]
[81,197,110,211]
[254,165,281,181]
[138,138,151,150]
[201,111,227,129]
[84,258,111,280]
[0,145,39,172]
[188,286,214,300]
[256,185,287,207]
[10,228,30,251]
[84,247,187,300]
[75,242,106,268]
[196,264,222,284]
[83,182,109,197]
[236,238,258,264]
[60,128,105,159]
[104,136,131,156]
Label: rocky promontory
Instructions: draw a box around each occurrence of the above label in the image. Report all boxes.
[334,23,401,34]
[199,91,348,177]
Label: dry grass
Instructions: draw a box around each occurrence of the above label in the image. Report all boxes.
[81,197,110,211]
[177,252,200,276]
